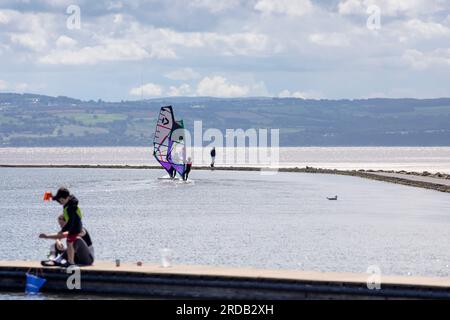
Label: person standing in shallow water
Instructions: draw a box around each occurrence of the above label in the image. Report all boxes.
[183,157,192,181]
[168,166,176,179]
[210,147,216,168]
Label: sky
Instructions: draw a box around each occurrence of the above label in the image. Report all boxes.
[0,0,449,101]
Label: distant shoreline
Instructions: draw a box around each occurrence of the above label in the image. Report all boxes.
[1,164,449,194]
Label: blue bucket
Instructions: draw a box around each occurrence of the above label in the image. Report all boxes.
[25,273,46,294]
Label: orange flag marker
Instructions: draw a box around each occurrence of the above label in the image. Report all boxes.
[43,192,52,201]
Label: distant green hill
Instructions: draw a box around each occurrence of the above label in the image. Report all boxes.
[1,93,450,146]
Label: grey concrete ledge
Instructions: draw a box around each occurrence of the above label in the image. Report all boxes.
[1,261,450,299]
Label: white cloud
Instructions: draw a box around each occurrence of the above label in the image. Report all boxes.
[255,0,314,17]
[249,81,270,97]
[1,1,450,99]
[38,24,268,65]
[338,0,365,15]
[56,35,78,48]
[403,48,450,70]
[0,80,32,92]
[160,29,270,56]
[43,0,74,8]
[39,38,177,65]
[279,90,304,98]
[164,68,200,81]
[113,14,124,24]
[107,1,124,10]
[0,10,12,24]
[309,33,350,47]
[204,32,269,56]
[278,89,322,99]
[403,19,450,38]
[0,80,7,90]
[129,83,163,97]
[2,10,58,54]
[10,33,47,51]
[0,6,275,69]
[148,45,178,59]
[15,82,29,92]
[190,0,241,12]
[39,45,148,65]
[168,84,192,96]
[130,78,266,98]
[196,76,249,97]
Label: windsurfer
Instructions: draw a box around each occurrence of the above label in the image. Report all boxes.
[153,106,188,179]
[183,157,192,181]
[210,147,216,168]
[168,166,176,179]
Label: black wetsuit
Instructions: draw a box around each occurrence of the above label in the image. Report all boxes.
[183,162,192,181]
[210,149,216,167]
[168,167,177,178]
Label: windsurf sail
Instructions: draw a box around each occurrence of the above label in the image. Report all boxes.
[153,106,187,177]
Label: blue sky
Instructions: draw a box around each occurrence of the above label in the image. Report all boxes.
[0,0,449,101]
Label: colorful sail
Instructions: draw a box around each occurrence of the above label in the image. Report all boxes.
[153,106,186,176]
[168,119,187,176]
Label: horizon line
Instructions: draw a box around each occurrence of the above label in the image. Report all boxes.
[2,92,450,104]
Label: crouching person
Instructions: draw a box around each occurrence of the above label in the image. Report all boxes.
[40,214,94,266]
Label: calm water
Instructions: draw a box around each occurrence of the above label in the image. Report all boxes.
[0,167,449,280]
[1,147,450,173]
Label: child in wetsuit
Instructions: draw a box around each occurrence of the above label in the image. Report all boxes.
[51,187,83,266]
